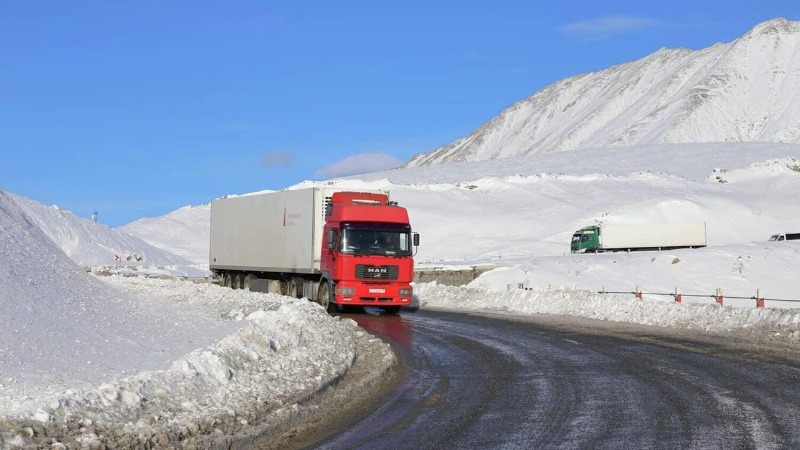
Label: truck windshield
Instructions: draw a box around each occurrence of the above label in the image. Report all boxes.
[340,227,413,256]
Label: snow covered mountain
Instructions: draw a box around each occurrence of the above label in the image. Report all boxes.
[405,18,800,167]
[10,192,193,267]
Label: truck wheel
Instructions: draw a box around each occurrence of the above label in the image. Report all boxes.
[382,306,401,315]
[223,273,233,288]
[288,278,302,298]
[317,282,335,312]
[232,273,242,290]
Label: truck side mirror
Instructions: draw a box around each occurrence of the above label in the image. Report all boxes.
[413,233,420,247]
[326,229,336,250]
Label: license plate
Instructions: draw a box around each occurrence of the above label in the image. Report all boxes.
[368,288,386,293]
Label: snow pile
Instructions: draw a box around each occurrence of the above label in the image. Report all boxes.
[10,288,361,439]
[118,204,211,266]
[415,282,800,340]
[0,190,237,400]
[41,279,359,429]
[10,192,193,268]
[467,242,800,302]
[708,157,800,183]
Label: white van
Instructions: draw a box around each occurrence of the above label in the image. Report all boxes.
[768,233,800,241]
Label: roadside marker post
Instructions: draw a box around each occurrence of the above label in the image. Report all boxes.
[756,289,765,308]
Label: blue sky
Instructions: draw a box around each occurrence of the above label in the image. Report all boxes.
[1,1,797,226]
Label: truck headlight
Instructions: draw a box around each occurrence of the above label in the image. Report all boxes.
[399,288,413,296]
[336,286,356,295]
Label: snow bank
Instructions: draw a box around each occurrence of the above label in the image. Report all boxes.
[0,190,241,413]
[415,282,800,340]
[0,277,394,448]
[10,192,192,267]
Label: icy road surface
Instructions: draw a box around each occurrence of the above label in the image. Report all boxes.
[314,309,800,449]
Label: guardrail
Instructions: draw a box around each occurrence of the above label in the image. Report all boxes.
[597,286,800,309]
[510,283,799,309]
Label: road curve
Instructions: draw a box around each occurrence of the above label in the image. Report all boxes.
[312,308,800,449]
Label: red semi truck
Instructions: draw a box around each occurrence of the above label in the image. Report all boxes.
[209,187,419,314]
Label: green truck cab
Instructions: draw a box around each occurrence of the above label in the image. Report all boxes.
[571,226,599,253]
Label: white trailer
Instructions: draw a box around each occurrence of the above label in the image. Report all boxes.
[210,188,338,275]
[571,222,707,253]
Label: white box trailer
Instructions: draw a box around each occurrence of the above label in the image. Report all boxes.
[210,187,347,273]
[571,222,707,253]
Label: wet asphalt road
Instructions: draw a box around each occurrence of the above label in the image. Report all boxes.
[312,308,800,450]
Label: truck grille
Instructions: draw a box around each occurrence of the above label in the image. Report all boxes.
[355,265,399,280]
[358,297,394,302]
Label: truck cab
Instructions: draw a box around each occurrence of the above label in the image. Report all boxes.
[571,226,600,253]
[320,192,419,313]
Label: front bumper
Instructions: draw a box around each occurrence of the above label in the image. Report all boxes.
[334,282,413,306]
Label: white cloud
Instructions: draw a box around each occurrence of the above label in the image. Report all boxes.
[260,149,294,168]
[560,16,659,40]
[315,152,403,178]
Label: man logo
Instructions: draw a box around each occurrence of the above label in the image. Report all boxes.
[366,267,388,278]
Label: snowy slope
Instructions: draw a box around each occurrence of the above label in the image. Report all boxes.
[10,193,193,267]
[315,142,800,259]
[0,189,242,411]
[118,203,211,265]
[405,18,800,167]
[115,142,800,285]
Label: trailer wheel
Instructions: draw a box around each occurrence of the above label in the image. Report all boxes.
[317,281,335,312]
[243,274,253,291]
[223,273,233,289]
[278,280,288,296]
[266,279,283,294]
[287,278,302,298]
[232,273,242,290]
